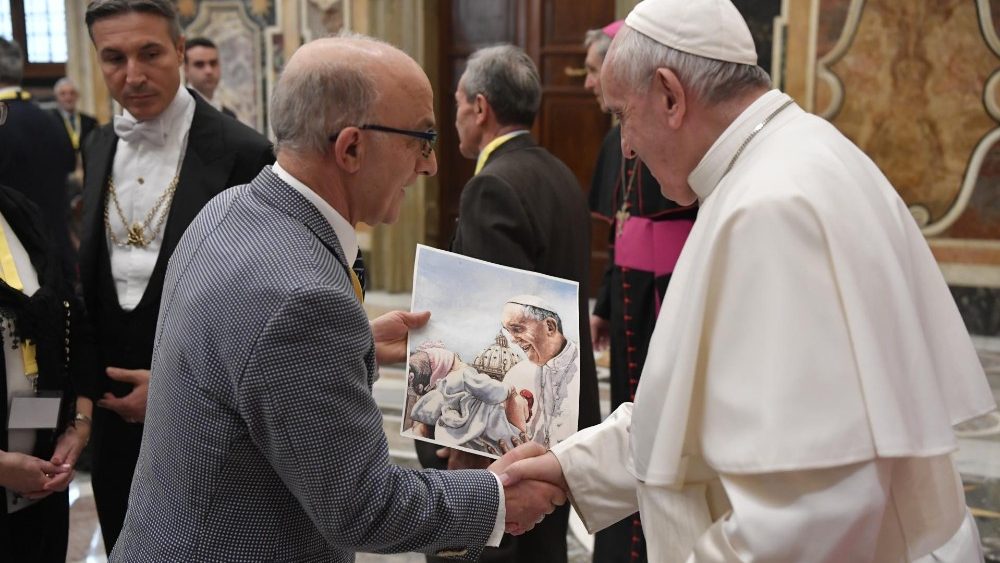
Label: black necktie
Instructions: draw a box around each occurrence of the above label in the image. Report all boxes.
[352,253,367,299]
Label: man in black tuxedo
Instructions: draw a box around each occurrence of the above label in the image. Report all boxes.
[51,78,99,153]
[80,0,273,553]
[415,44,600,563]
[184,37,238,119]
[0,38,76,280]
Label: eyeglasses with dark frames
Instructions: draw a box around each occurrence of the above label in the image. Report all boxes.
[329,124,438,158]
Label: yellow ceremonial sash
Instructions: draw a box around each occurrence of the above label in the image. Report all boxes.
[474,130,529,175]
[0,89,31,102]
[0,224,38,377]
[60,113,80,150]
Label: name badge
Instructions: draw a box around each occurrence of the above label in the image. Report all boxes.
[8,392,62,430]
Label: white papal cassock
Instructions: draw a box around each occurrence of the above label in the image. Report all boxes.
[552,89,995,562]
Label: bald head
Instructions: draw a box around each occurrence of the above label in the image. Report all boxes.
[286,35,425,92]
[270,34,429,155]
[269,33,438,228]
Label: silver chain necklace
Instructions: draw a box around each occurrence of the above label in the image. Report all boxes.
[722,99,794,178]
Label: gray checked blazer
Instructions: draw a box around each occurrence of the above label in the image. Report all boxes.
[111,167,500,562]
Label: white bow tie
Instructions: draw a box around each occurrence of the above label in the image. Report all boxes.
[113,115,166,147]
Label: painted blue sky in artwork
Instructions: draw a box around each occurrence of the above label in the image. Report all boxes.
[408,245,580,363]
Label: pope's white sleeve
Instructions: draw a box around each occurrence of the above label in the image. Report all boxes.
[690,459,893,562]
[551,403,640,533]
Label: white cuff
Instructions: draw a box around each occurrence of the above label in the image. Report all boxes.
[488,472,506,546]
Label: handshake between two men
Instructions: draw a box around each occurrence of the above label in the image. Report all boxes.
[487,443,569,536]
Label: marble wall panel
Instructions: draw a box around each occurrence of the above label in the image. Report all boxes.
[179,0,280,133]
[817,0,1000,240]
[303,0,346,43]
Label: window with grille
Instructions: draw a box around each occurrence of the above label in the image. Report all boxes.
[0,1,12,41]
[0,0,67,86]
[23,0,66,63]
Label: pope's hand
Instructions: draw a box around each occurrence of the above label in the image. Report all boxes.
[97,367,150,424]
[496,449,569,534]
[371,310,431,364]
[489,443,567,535]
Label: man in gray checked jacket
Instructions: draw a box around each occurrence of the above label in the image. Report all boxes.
[110,35,565,562]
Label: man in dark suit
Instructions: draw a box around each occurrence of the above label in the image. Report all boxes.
[184,37,238,119]
[80,0,274,554]
[52,77,100,254]
[0,38,76,280]
[415,44,601,563]
[51,78,99,153]
[112,34,564,561]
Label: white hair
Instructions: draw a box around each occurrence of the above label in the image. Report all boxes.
[583,28,612,60]
[54,77,76,93]
[605,26,771,104]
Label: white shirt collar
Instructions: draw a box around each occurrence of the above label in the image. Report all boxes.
[272,163,358,266]
[688,89,792,202]
[123,84,194,128]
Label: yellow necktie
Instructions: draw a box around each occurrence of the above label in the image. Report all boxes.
[349,268,364,303]
[0,224,38,377]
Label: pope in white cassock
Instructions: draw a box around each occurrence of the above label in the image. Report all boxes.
[498,0,996,561]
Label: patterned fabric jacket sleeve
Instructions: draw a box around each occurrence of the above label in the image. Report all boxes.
[236,279,500,557]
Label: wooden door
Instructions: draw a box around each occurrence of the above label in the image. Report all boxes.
[435,0,614,296]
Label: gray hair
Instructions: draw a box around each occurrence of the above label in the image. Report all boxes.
[85,0,182,45]
[269,32,382,155]
[584,28,612,60]
[461,44,540,127]
[606,26,771,104]
[54,77,76,92]
[517,303,563,335]
[0,38,23,86]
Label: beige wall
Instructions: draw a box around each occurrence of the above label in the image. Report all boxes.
[352,0,436,292]
[617,0,640,19]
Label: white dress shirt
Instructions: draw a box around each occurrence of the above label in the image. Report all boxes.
[107,85,195,311]
[272,162,507,546]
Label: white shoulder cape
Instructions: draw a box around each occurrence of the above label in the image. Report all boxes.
[629,91,995,486]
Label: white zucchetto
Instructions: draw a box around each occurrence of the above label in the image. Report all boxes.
[625,0,758,65]
[505,294,555,315]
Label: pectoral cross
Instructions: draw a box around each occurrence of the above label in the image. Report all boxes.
[615,207,630,238]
